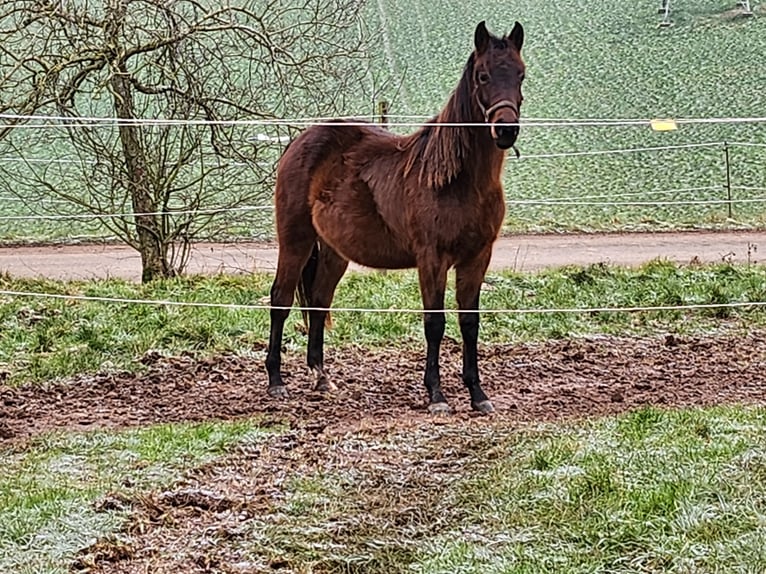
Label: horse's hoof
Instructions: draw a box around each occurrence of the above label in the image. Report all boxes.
[472,400,495,414]
[315,379,337,393]
[267,385,289,399]
[428,402,452,415]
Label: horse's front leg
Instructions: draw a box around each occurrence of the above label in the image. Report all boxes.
[417,261,450,414]
[456,249,494,414]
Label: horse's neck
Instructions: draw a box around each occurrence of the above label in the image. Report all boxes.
[425,103,502,187]
[406,64,505,189]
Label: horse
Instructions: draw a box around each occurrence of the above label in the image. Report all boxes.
[265,20,525,414]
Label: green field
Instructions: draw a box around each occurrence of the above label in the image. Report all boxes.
[374,0,766,232]
[1,0,765,240]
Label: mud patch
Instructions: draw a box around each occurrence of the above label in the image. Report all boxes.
[2,331,766,443]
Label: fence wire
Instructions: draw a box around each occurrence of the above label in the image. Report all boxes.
[1,140,763,218]
[1,288,764,316]
[0,115,763,320]
[3,112,766,129]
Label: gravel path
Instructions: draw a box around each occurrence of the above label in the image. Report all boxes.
[0,230,763,281]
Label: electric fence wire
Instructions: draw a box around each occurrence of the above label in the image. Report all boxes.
[1,288,765,316]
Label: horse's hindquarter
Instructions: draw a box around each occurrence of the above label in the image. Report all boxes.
[307,126,417,270]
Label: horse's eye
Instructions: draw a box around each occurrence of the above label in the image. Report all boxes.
[477,71,491,84]
[519,73,526,82]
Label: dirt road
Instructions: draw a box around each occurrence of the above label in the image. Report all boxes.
[0,230,762,281]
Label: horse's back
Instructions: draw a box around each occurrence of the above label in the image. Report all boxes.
[275,121,384,207]
[275,121,416,269]
[279,122,370,174]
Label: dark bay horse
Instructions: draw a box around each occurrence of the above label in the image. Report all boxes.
[266,21,525,414]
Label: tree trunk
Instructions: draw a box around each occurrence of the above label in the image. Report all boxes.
[106,0,170,282]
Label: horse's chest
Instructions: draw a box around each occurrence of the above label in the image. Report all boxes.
[427,191,505,255]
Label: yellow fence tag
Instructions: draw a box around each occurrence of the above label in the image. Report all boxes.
[650,119,678,132]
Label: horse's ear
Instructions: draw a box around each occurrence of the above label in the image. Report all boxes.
[474,21,490,55]
[508,21,524,52]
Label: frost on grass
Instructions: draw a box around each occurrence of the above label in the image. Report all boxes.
[69,407,766,574]
[0,420,266,574]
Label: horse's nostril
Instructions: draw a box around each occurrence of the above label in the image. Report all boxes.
[490,123,519,150]
[493,124,519,139]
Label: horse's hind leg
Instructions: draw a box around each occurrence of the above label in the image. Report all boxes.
[304,240,349,391]
[455,248,494,414]
[265,231,316,398]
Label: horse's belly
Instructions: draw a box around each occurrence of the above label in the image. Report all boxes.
[312,203,415,270]
[338,239,416,270]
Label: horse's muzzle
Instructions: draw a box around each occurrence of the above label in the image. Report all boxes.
[490,122,519,150]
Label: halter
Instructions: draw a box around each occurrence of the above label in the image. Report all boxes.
[475,94,522,158]
[475,98,519,124]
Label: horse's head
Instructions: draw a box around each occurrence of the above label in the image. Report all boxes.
[472,21,525,150]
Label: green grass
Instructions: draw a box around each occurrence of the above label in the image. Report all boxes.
[1,0,765,240]
[2,259,766,385]
[0,419,273,574]
[436,407,766,572]
[209,405,766,573]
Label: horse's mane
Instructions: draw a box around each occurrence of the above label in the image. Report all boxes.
[402,54,478,190]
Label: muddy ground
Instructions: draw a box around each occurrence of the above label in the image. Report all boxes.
[3,332,766,443]
[3,332,766,573]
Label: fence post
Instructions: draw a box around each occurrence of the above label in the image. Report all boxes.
[377,100,389,129]
[724,141,733,219]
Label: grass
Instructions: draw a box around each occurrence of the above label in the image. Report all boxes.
[1,255,765,571]
[205,405,766,573]
[1,0,766,240]
[437,407,766,572]
[0,419,273,574]
[2,259,766,385]
[2,403,765,572]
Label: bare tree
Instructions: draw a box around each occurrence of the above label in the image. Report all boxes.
[0,0,370,281]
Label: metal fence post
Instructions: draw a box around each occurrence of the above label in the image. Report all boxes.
[724,141,733,219]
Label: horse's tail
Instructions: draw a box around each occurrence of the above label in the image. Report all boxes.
[296,242,332,330]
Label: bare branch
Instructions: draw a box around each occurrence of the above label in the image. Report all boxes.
[0,0,372,278]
